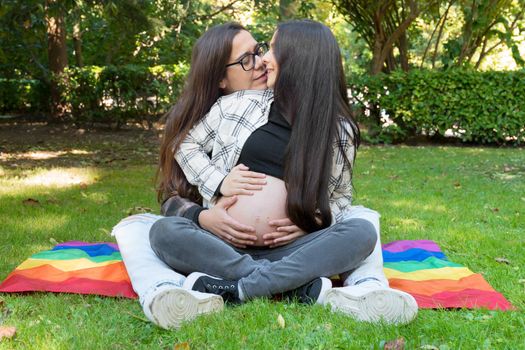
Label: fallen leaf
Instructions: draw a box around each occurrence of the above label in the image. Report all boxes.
[495,257,510,264]
[126,206,152,216]
[491,208,499,213]
[0,326,16,341]
[277,314,285,329]
[173,342,190,350]
[453,182,461,189]
[79,182,88,189]
[22,198,40,206]
[384,337,405,350]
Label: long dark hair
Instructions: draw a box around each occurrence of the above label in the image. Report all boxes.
[274,20,360,233]
[156,22,246,203]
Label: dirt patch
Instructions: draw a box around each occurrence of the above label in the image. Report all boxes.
[0,122,162,170]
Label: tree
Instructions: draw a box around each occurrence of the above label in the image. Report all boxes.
[45,0,68,121]
[446,0,525,68]
[333,0,439,74]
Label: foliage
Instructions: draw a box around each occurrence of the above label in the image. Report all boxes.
[1,0,525,135]
[441,0,525,69]
[349,69,525,144]
[54,64,189,127]
[0,79,49,114]
[333,0,445,74]
[0,0,49,81]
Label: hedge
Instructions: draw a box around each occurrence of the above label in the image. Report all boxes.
[348,69,525,144]
[58,64,189,127]
[1,64,189,127]
[0,79,49,114]
[2,67,524,144]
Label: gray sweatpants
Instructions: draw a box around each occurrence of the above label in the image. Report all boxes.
[149,217,376,299]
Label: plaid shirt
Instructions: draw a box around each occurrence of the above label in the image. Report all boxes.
[174,89,356,224]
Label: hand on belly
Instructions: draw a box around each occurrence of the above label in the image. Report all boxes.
[219,176,288,246]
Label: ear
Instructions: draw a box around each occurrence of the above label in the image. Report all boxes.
[219,78,227,89]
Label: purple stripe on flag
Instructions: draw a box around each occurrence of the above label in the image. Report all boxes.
[55,241,119,250]
[382,240,441,253]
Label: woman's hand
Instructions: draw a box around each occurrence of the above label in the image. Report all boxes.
[198,196,257,248]
[219,164,266,196]
[263,218,306,248]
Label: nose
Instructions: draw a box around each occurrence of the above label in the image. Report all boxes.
[254,54,266,70]
[262,51,270,65]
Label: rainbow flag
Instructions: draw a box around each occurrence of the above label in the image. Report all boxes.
[0,240,514,310]
[0,241,136,298]
[382,240,513,310]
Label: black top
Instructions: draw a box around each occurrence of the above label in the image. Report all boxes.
[237,103,291,180]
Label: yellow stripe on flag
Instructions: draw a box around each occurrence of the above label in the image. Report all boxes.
[17,258,118,272]
[384,266,474,281]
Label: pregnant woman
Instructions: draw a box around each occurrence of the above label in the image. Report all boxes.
[150,20,417,324]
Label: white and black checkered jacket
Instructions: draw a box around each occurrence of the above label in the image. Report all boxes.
[175,89,356,224]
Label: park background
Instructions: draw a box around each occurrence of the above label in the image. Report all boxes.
[0,0,524,349]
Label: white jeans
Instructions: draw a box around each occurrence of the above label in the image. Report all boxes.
[111,206,388,304]
[340,206,388,286]
[111,213,185,306]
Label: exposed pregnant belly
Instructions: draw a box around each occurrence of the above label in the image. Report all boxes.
[218,176,287,246]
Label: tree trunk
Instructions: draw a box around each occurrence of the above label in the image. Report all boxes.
[371,46,385,75]
[432,3,451,68]
[73,22,83,67]
[370,12,386,75]
[397,32,409,71]
[45,0,68,122]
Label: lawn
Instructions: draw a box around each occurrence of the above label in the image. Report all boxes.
[0,124,524,349]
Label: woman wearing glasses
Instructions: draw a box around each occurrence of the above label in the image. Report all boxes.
[112,23,269,330]
[150,20,418,324]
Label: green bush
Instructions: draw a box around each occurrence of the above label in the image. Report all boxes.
[59,64,189,127]
[0,78,49,114]
[349,69,525,144]
[0,64,188,126]
[3,67,523,144]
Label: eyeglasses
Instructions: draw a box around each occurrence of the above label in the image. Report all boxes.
[225,42,268,71]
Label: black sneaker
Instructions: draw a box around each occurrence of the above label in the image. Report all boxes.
[183,272,241,304]
[282,277,332,305]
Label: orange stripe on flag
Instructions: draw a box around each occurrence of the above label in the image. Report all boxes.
[389,273,495,296]
[11,263,130,283]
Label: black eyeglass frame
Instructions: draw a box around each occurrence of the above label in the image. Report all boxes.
[225,42,269,71]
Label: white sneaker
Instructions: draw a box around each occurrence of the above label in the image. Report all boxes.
[143,283,224,329]
[324,280,418,324]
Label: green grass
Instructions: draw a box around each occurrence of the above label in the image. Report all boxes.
[1,135,524,349]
